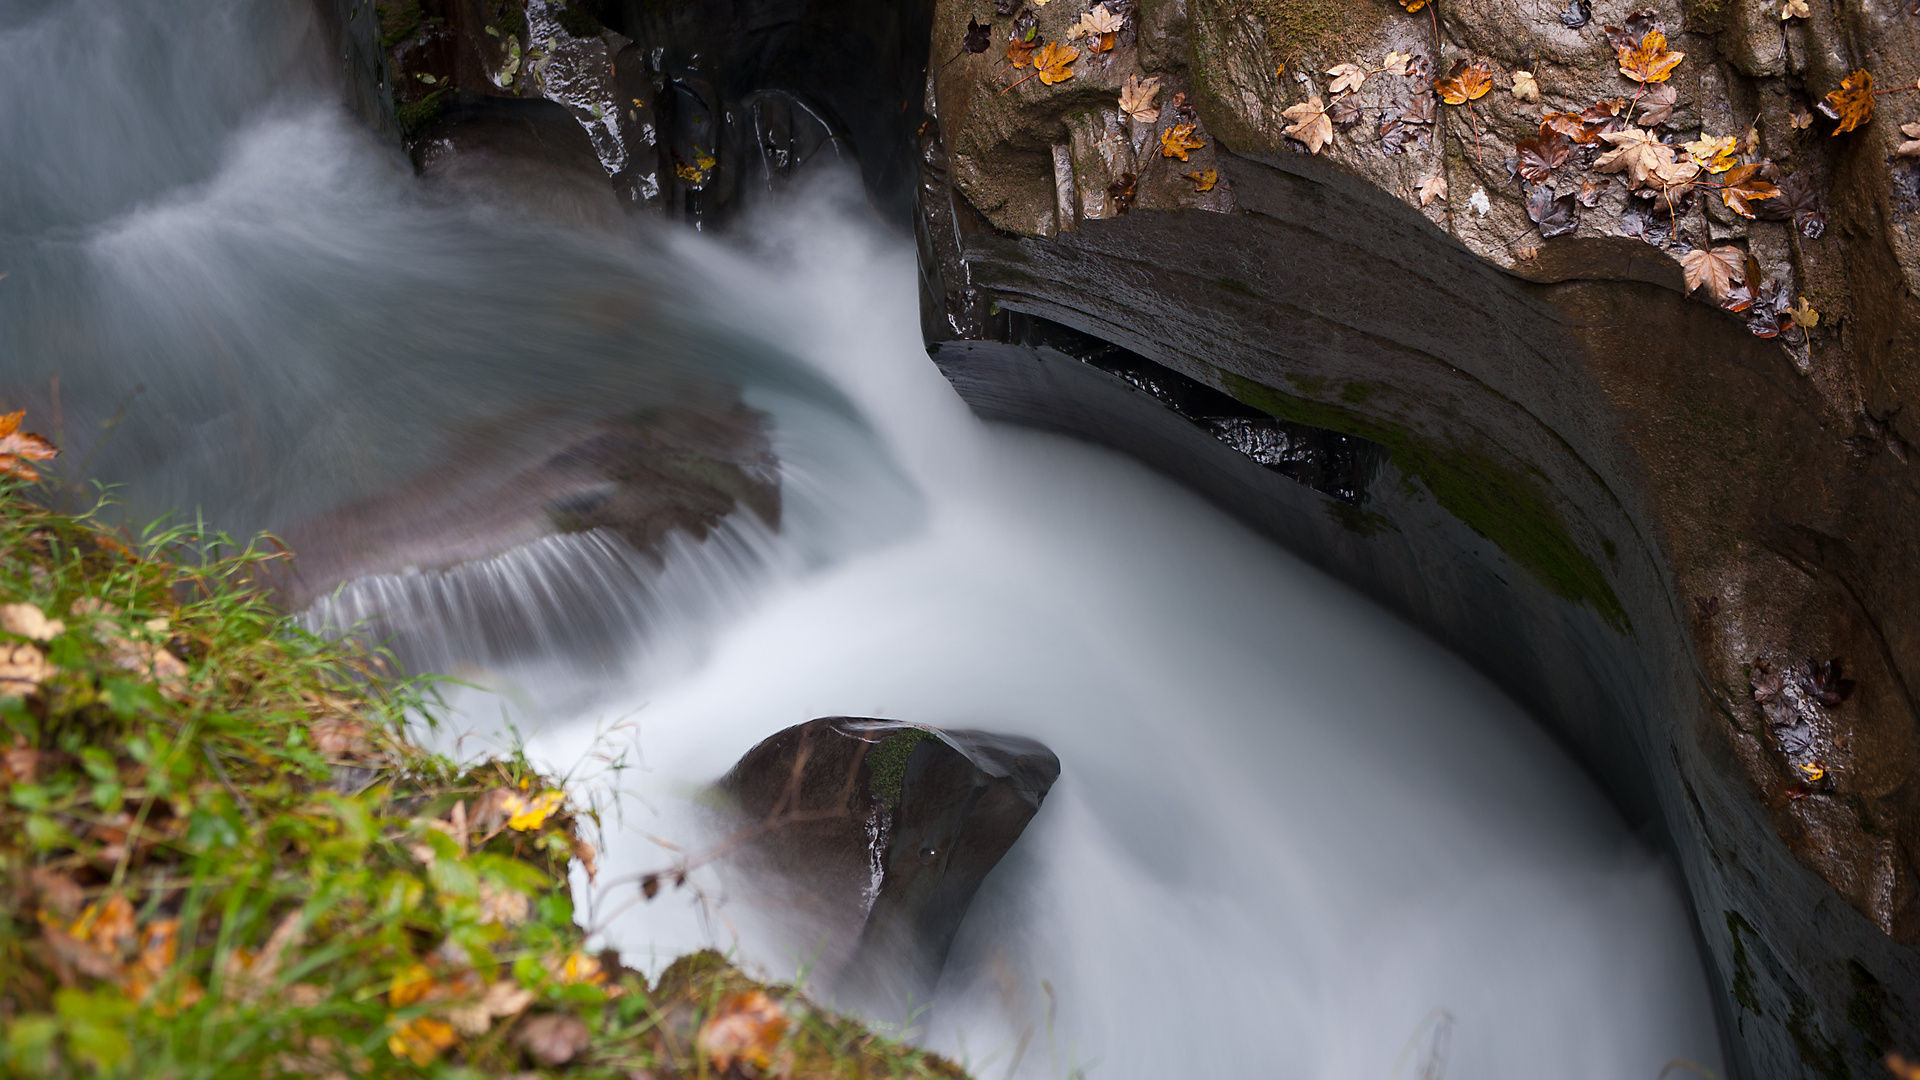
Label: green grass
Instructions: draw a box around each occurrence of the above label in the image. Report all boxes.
[0,479,966,1079]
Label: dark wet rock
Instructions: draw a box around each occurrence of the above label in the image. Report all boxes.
[919,1,1920,1075]
[715,717,1060,1011]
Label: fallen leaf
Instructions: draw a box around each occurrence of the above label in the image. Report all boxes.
[1897,121,1920,157]
[1595,128,1677,187]
[1527,185,1580,238]
[1790,109,1813,129]
[698,990,790,1073]
[1118,73,1161,123]
[72,895,137,952]
[1186,168,1219,192]
[519,1013,591,1066]
[1516,129,1572,182]
[1005,32,1037,68]
[1433,60,1494,105]
[1160,122,1207,160]
[1033,40,1078,85]
[1400,92,1436,124]
[448,980,536,1036]
[1681,246,1746,303]
[508,790,566,831]
[1416,173,1447,206]
[1108,171,1138,212]
[388,1017,458,1066]
[1329,97,1362,126]
[1790,295,1820,328]
[1781,0,1809,17]
[1281,98,1333,154]
[995,0,1023,12]
[1819,70,1874,134]
[1576,178,1610,207]
[1066,4,1122,45]
[1617,29,1684,84]
[1169,90,1197,124]
[962,17,990,54]
[1754,170,1825,238]
[570,834,599,882]
[1511,70,1540,103]
[1802,658,1855,707]
[1384,51,1413,77]
[1560,0,1592,28]
[1399,0,1430,10]
[1326,62,1367,95]
[1684,133,1739,173]
[1,642,55,695]
[477,879,531,926]
[1718,163,1781,218]
[1,603,64,641]
[0,411,58,482]
[390,964,436,1007]
[1516,245,1540,262]
[1638,83,1678,126]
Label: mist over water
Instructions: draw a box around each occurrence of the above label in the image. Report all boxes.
[2,2,1724,1076]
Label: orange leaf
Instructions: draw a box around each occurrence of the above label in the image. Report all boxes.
[1399,0,1430,10]
[1717,163,1780,218]
[698,990,789,1072]
[1616,29,1685,84]
[389,963,435,1007]
[1158,122,1206,160]
[1033,41,1078,85]
[1186,168,1219,192]
[0,411,58,482]
[1820,69,1874,134]
[388,1017,458,1066]
[1006,36,1036,68]
[1433,60,1493,106]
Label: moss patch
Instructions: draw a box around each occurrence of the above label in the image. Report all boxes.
[395,88,448,140]
[375,0,425,50]
[1223,373,1630,632]
[866,729,934,807]
[1245,0,1388,66]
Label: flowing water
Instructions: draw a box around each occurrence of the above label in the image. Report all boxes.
[2,2,1725,1077]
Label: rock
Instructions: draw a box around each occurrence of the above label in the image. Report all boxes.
[918,0,1920,1076]
[714,717,1060,1011]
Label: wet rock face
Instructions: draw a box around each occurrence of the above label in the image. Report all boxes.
[920,0,1920,1076]
[359,0,933,227]
[715,718,1060,1012]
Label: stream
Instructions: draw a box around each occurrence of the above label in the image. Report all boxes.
[1,1,1725,1076]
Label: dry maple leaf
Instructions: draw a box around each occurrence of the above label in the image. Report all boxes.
[0,411,58,482]
[1,603,64,641]
[1617,29,1685,84]
[1033,40,1078,85]
[1066,3,1122,47]
[1281,98,1333,154]
[1516,129,1572,182]
[1005,33,1037,68]
[1326,62,1367,95]
[1638,83,1678,126]
[1434,60,1494,105]
[1416,173,1447,206]
[1781,0,1809,16]
[1186,168,1219,192]
[1511,70,1540,103]
[1681,246,1746,303]
[1384,51,1413,77]
[1159,122,1207,160]
[1790,296,1820,328]
[1717,163,1780,218]
[699,991,790,1072]
[1595,127,1677,188]
[1527,186,1580,238]
[1899,121,1920,157]
[1683,134,1739,172]
[1119,73,1162,123]
[1820,70,1874,134]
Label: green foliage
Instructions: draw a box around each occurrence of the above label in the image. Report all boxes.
[1245,0,1388,67]
[0,484,964,1079]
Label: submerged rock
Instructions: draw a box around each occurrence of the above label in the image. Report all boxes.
[715,717,1060,1012]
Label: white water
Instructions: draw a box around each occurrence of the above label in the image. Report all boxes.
[1,2,1724,1076]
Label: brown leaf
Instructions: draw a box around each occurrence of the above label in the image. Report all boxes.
[449,979,536,1036]
[1617,29,1684,84]
[1433,60,1493,106]
[1638,83,1678,126]
[1527,186,1579,238]
[1416,174,1447,206]
[0,411,59,482]
[1326,62,1367,96]
[1160,122,1207,160]
[477,879,531,926]
[30,868,84,919]
[1594,127,1677,188]
[1819,70,1874,134]
[1516,130,1572,182]
[311,716,372,757]
[1107,171,1137,212]
[0,641,53,695]
[1281,98,1333,155]
[1576,178,1610,207]
[4,739,45,783]
[390,963,436,1007]
[1,603,64,641]
[1681,246,1746,303]
[698,990,789,1072]
[1718,163,1781,218]
[519,1013,592,1066]
[1898,121,1920,157]
[1118,73,1161,123]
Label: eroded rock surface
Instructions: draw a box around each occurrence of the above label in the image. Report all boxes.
[715,717,1060,1012]
[920,0,1920,1075]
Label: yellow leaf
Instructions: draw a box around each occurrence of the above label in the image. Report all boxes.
[389,963,435,1007]
[1398,0,1430,10]
[1822,69,1874,134]
[388,1017,457,1066]
[1616,30,1685,84]
[1433,60,1493,105]
[1185,168,1219,192]
[1158,122,1206,160]
[559,950,606,986]
[1033,41,1078,86]
[1791,296,1820,328]
[507,790,565,831]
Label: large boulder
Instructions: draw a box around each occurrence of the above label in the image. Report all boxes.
[715,717,1061,1012]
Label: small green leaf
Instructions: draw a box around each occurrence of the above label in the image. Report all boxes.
[25,814,73,851]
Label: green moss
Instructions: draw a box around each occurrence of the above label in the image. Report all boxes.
[1681,0,1730,32]
[1245,0,1388,65]
[394,88,448,140]
[375,0,424,49]
[867,728,934,807]
[1223,373,1630,632]
[1339,380,1379,405]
